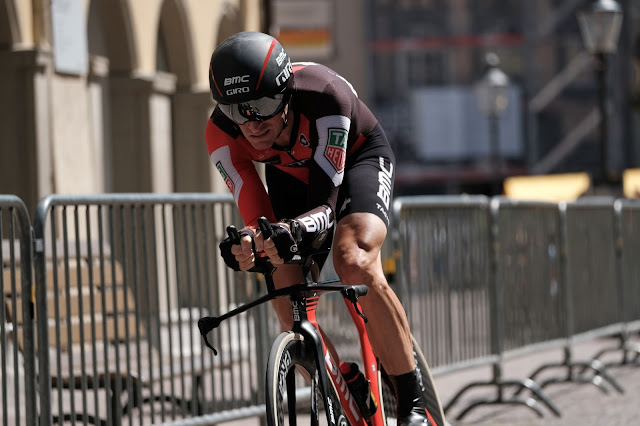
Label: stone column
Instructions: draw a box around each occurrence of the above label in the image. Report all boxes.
[108,72,176,193]
[88,55,111,192]
[172,91,217,193]
[0,49,53,213]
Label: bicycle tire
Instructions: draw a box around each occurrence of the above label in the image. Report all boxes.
[379,335,447,426]
[266,331,347,426]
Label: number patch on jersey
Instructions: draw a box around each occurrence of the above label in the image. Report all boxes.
[324,128,348,173]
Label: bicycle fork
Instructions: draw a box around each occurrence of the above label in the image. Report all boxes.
[302,294,386,426]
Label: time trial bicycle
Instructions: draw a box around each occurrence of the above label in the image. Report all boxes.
[198,217,446,426]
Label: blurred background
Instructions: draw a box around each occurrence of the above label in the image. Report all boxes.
[1,0,639,214]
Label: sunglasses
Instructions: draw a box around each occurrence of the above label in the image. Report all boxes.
[218,94,287,125]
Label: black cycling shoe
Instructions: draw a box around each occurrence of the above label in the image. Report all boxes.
[390,369,434,426]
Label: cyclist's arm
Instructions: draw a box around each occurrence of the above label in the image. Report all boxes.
[206,118,278,227]
[208,119,280,271]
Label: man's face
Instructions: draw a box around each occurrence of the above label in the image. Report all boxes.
[239,115,282,150]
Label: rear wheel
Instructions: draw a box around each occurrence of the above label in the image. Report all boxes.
[379,335,446,426]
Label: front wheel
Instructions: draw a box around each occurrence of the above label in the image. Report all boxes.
[379,335,446,426]
[266,332,346,426]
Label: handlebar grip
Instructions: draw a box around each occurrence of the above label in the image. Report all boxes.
[258,216,273,239]
[351,285,369,297]
[227,225,241,244]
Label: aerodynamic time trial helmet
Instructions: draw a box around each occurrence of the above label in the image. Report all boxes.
[209,31,293,124]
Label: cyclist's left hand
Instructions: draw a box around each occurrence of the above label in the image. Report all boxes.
[232,230,257,270]
[219,227,256,271]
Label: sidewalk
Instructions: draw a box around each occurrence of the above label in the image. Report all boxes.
[437,337,640,426]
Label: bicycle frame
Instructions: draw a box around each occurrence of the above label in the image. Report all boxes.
[199,275,388,425]
[287,283,386,426]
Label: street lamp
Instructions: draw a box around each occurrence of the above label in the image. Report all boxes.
[474,52,510,179]
[578,0,623,185]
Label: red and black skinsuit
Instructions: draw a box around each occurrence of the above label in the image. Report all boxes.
[206,62,395,253]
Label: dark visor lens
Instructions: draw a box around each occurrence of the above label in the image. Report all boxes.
[219,94,286,125]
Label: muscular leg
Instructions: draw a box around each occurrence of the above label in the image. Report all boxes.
[332,212,415,376]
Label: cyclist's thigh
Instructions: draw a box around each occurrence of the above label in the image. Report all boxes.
[337,124,395,230]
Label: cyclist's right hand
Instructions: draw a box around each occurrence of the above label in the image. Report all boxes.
[219,228,256,271]
[262,222,300,263]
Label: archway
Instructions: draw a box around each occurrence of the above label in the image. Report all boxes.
[89,0,136,72]
[217,1,243,44]
[0,0,18,49]
[158,0,195,87]
[158,0,212,192]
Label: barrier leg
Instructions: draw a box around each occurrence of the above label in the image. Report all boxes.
[444,364,561,421]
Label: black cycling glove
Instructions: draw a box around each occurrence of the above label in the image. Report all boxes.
[219,229,255,271]
[269,222,301,262]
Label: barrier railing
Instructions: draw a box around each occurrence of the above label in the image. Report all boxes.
[31,194,265,426]
[393,195,494,371]
[2,193,639,425]
[394,196,639,421]
[0,196,37,426]
[612,200,640,362]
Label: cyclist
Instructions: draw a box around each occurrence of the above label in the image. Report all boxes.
[207,31,430,426]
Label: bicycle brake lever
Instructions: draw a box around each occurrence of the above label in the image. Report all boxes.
[227,225,241,244]
[198,316,221,355]
[343,287,368,323]
[354,304,368,323]
[258,216,273,239]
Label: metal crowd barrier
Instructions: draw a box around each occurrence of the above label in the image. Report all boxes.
[393,195,494,371]
[31,193,271,426]
[393,195,640,421]
[613,200,640,361]
[0,196,37,426]
[3,193,640,425]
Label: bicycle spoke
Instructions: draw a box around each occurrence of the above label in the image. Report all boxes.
[287,369,297,426]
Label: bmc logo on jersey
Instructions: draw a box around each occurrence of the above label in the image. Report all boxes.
[298,208,334,233]
[216,161,235,193]
[376,157,393,210]
[324,129,348,173]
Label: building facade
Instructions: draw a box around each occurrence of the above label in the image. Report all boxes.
[2,0,639,212]
[0,0,373,214]
[366,0,640,195]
